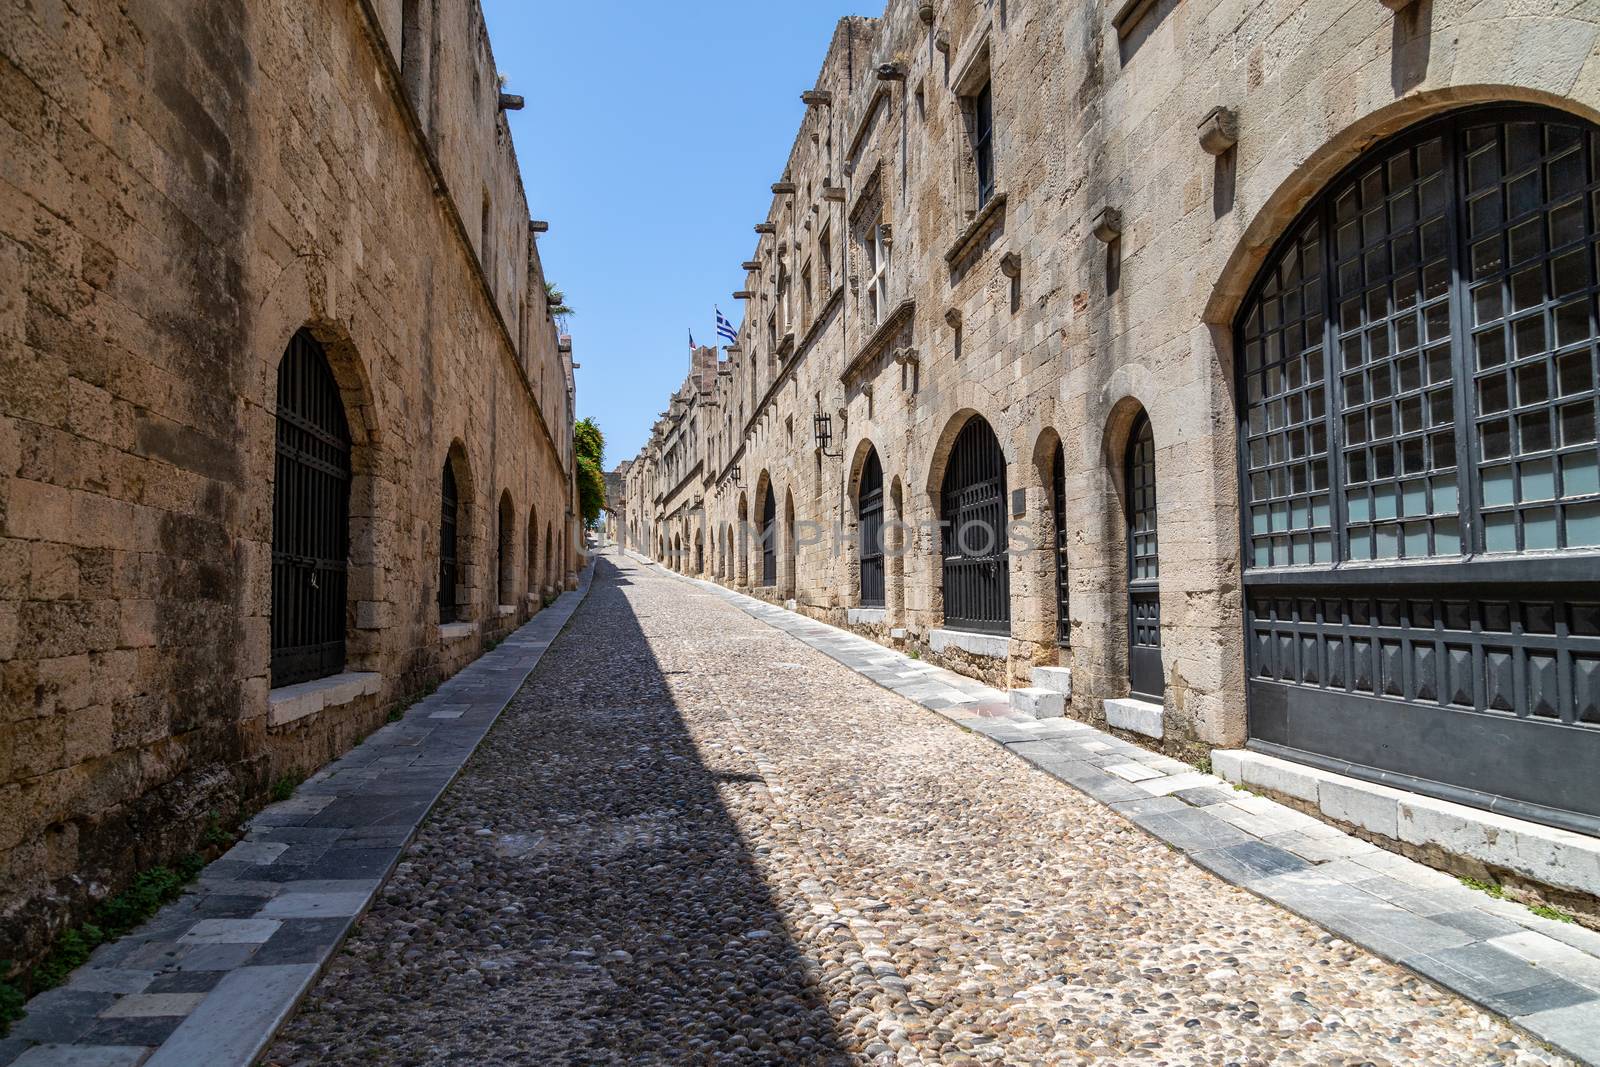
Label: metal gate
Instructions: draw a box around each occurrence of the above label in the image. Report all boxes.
[760,489,777,587]
[1236,104,1600,831]
[1052,441,1070,645]
[940,416,1009,633]
[859,449,885,608]
[271,330,351,687]
[1126,413,1163,700]
[439,462,459,623]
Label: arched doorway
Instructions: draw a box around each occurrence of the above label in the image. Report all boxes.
[760,488,777,587]
[858,448,885,608]
[497,491,516,607]
[1051,439,1070,646]
[1125,412,1161,701]
[940,415,1009,633]
[272,330,352,686]
[1235,104,1600,829]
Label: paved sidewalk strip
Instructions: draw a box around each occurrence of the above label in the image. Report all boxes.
[0,567,594,1067]
[637,556,1600,1066]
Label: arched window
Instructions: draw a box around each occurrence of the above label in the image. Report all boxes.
[940,416,1009,633]
[497,492,516,606]
[545,525,554,585]
[1126,413,1161,701]
[439,460,460,623]
[1051,440,1070,645]
[272,330,352,687]
[526,506,538,594]
[1237,104,1600,828]
[858,448,885,608]
[760,489,777,587]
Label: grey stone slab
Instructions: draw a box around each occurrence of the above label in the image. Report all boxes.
[80,1015,185,1047]
[1429,909,1528,941]
[1403,943,1600,1018]
[256,891,369,919]
[174,943,261,972]
[1134,809,1256,853]
[6,988,116,1044]
[246,917,353,967]
[63,970,156,995]
[1518,1000,1600,1064]
[1109,796,1189,820]
[10,1046,151,1067]
[179,918,282,945]
[144,963,321,1063]
[1193,841,1314,884]
[1172,786,1237,807]
[145,969,225,994]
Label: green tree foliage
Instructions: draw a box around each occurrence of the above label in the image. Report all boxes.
[545,280,573,330]
[575,417,605,529]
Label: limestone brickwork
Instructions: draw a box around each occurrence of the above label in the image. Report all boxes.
[628,1,1600,760]
[0,0,577,966]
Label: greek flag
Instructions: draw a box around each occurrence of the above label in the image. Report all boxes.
[715,306,738,344]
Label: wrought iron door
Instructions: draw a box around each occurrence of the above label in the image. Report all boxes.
[940,417,1010,633]
[439,462,459,623]
[1236,105,1600,831]
[760,490,777,587]
[1052,441,1070,645]
[859,449,885,608]
[1126,414,1163,700]
[271,331,351,687]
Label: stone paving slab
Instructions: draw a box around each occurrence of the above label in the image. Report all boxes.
[0,566,594,1067]
[641,557,1600,1066]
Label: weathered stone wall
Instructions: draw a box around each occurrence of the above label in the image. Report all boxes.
[0,0,575,966]
[629,0,1600,763]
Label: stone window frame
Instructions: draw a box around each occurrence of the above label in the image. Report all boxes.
[952,38,996,223]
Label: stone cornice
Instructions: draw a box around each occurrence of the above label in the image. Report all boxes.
[841,297,915,385]
[943,192,1008,267]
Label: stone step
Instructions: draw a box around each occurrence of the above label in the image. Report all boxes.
[1103,696,1164,739]
[1029,666,1073,698]
[1010,687,1065,719]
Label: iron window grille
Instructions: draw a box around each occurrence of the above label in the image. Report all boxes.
[1052,440,1070,646]
[940,416,1010,634]
[760,490,778,587]
[1126,413,1163,701]
[271,330,351,688]
[439,461,459,623]
[859,449,886,608]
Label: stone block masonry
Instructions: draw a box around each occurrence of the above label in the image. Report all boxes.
[0,0,579,970]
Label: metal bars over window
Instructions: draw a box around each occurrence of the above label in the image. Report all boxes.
[1052,441,1070,646]
[858,449,885,608]
[1127,413,1163,700]
[271,331,351,688]
[439,462,459,623]
[940,416,1009,634]
[760,489,778,587]
[1239,105,1600,569]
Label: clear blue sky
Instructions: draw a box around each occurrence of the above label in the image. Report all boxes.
[482,1,865,468]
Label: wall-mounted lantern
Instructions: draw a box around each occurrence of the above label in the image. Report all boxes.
[813,411,842,458]
[1197,106,1238,155]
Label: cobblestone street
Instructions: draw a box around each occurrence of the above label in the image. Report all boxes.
[268,556,1568,1065]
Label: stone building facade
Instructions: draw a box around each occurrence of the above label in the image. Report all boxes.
[0,0,578,965]
[629,0,1600,874]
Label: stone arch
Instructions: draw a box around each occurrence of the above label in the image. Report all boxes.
[736,492,750,586]
[754,471,777,589]
[496,489,516,608]
[783,488,798,600]
[545,523,555,591]
[922,408,1011,632]
[846,438,886,610]
[439,439,478,623]
[526,504,539,598]
[1020,425,1070,654]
